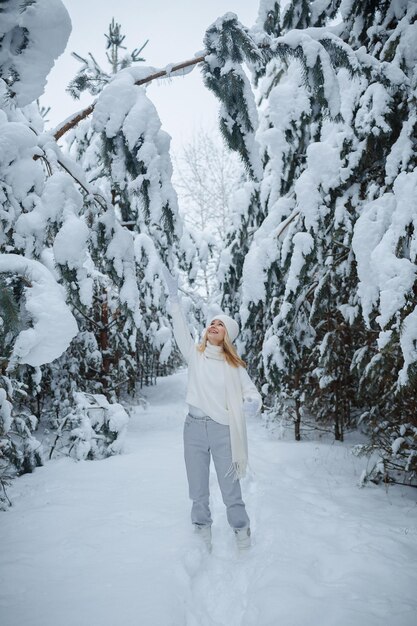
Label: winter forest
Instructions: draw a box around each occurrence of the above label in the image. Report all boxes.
[1,0,417,624]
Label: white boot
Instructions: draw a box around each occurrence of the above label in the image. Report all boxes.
[234,527,251,551]
[194,524,212,552]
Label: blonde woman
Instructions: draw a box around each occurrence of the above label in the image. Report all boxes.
[161,265,262,552]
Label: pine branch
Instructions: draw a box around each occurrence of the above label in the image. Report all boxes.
[68,299,102,331]
[35,145,109,214]
[53,27,359,144]
[53,55,206,141]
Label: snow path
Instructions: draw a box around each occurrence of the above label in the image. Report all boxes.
[1,371,416,626]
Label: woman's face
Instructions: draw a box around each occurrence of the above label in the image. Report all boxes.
[207,319,226,346]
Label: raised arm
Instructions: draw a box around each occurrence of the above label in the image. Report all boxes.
[160,263,194,362]
[169,299,195,362]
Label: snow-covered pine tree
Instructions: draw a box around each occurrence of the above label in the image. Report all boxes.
[62,21,191,403]
[339,0,417,483]
[0,6,187,482]
[249,0,364,441]
[0,0,75,495]
[202,14,267,383]
[0,253,79,496]
[203,1,417,482]
[203,5,359,425]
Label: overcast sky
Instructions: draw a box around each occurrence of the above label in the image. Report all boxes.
[42,0,259,154]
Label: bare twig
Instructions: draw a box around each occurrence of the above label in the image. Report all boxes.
[0,477,12,507]
[35,145,109,214]
[55,157,108,211]
[48,415,70,460]
[69,299,102,331]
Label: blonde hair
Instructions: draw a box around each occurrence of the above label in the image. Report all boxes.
[198,329,246,368]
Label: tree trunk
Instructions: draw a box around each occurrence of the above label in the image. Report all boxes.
[334,387,342,441]
[294,398,301,441]
[99,293,110,389]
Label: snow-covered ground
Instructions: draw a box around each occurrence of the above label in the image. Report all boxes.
[1,371,416,626]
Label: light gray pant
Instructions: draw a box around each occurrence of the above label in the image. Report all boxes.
[183,414,250,530]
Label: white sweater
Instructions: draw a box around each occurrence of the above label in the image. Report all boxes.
[170,300,262,425]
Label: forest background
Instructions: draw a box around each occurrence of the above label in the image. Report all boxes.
[0,0,416,509]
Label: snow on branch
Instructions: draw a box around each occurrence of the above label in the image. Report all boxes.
[51,27,368,149]
[0,255,78,369]
[53,55,206,141]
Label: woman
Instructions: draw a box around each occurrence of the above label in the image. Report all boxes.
[161,265,262,552]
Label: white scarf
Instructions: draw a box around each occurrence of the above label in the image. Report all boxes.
[224,362,248,480]
[205,343,248,480]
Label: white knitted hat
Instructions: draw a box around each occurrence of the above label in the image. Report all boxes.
[209,314,239,343]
